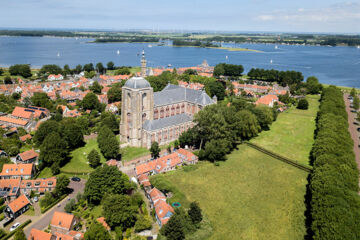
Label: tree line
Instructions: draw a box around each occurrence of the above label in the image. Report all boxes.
[179,98,277,162]
[307,86,360,239]
[247,68,303,86]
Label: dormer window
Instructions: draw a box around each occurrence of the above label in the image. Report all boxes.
[35,182,40,186]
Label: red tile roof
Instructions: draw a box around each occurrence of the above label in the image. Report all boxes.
[0,116,28,126]
[8,194,30,213]
[0,163,34,177]
[255,94,278,106]
[154,199,174,226]
[138,174,151,187]
[51,211,75,231]
[18,149,38,161]
[28,228,52,240]
[0,178,21,196]
[97,217,110,230]
[106,160,118,167]
[20,177,56,189]
[149,187,166,204]
[136,152,182,176]
[19,134,32,142]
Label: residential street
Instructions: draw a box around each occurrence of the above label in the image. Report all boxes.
[23,179,86,237]
[343,93,360,189]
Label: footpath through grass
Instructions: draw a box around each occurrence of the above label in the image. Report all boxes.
[251,95,320,165]
[151,145,308,240]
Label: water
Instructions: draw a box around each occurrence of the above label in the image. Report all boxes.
[0,36,360,87]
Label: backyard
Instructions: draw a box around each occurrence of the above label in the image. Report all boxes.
[151,145,308,240]
[250,95,320,165]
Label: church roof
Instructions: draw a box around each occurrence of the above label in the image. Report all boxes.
[143,113,192,131]
[154,84,214,107]
[124,77,151,89]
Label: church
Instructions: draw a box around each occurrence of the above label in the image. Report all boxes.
[120,51,216,148]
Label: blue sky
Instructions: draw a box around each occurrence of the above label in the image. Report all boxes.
[1,0,360,33]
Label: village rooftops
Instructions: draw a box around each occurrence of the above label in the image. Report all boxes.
[20,177,56,191]
[51,211,75,231]
[7,194,30,213]
[0,163,34,177]
[19,134,32,142]
[11,106,49,119]
[135,152,182,176]
[154,199,174,226]
[28,228,53,240]
[149,187,166,204]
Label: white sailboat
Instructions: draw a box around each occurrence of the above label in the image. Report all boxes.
[270,59,273,64]
[148,44,152,48]
[57,52,60,57]
[274,45,278,49]
[357,46,360,49]
[117,50,120,55]
[225,55,228,60]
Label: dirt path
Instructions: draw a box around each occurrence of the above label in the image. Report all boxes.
[343,93,360,189]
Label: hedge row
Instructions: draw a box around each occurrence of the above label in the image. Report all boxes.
[41,194,67,214]
[309,86,360,239]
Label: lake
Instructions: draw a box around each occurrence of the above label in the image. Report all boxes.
[0,36,360,87]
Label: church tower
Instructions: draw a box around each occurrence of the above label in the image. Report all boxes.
[141,50,147,77]
[120,76,154,147]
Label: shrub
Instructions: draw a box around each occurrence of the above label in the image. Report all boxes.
[297,98,309,109]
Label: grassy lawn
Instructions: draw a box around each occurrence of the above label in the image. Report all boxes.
[250,95,320,165]
[24,206,35,216]
[61,138,106,174]
[151,145,308,240]
[122,146,150,162]
[37,167,52,178]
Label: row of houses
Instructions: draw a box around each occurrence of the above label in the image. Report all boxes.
[136,148,197,227]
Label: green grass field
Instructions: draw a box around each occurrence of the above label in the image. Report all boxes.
[151,145,308,240]
[250,95,320,165]
[61,138,107,173]
[122,146,150,162]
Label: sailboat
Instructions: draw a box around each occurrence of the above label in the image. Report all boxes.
[274,45,278,49]
[117,50,120,55]
[270,59,273,64]
[148,44,152,48]
[357,46,360,49]
[57,52,60,57]
[225,55,228,60]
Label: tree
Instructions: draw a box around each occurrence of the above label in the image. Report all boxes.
[83,63,94,72]
[306,76,322,94]
[297,98,309,110]
[39,64,63,75]
[62,120,84,149]
[55,175,70,196]
[107,83,122,103]
[188,202,202,225]
[33,120,62,146]
[203,139,228,162]
[84,71,96,79]
[88,149,101,168]
[350,88,357,98]
[4,75,12,84]
[96,62,105,74]
[0,68,3,76]
[183,69,197,75]
[207,81,225,100]
[31,92,53,109]
[251,106,274,130]
[115,67,131,75]
[63,64,71,76]
[150,141,160,159]
[100,112,119,132]
[234,110,260,141]
[97,126,119,159]
[64,198,76,213]
[84,165,131,205]
[39,132,68,169]
[174,140,180,149]
[89,81,102,94]
[74,64,83,74]
[103,194,137,230]
[9,64,32,78]
[161,213,185,240]
[84,222,112,240]
[81,92,102,111]
[213,64,225,77]
[13,229,26,240]
[135,215,152,232]
[353,96,360,110]
[107,61,115,70]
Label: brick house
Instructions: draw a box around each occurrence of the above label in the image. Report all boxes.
[4,194,31,219]
[0,163,35,179]
[50,211,77,234]
[16,149,39,164]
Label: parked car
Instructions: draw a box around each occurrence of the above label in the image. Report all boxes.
[71,177,81,182]
[351,109,357,113]
[33,196,38,202]
[9,222,20,232]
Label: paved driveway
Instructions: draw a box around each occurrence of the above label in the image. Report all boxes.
[23,179,86,237]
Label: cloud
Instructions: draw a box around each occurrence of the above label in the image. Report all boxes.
[254,1,360,24]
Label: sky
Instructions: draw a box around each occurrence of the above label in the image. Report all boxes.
[1,0,360,33]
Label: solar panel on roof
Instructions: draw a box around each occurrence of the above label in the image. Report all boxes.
[11,187,17,193]
[24,109,35,113]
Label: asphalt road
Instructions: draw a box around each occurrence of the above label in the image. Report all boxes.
[23,179,86,237]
